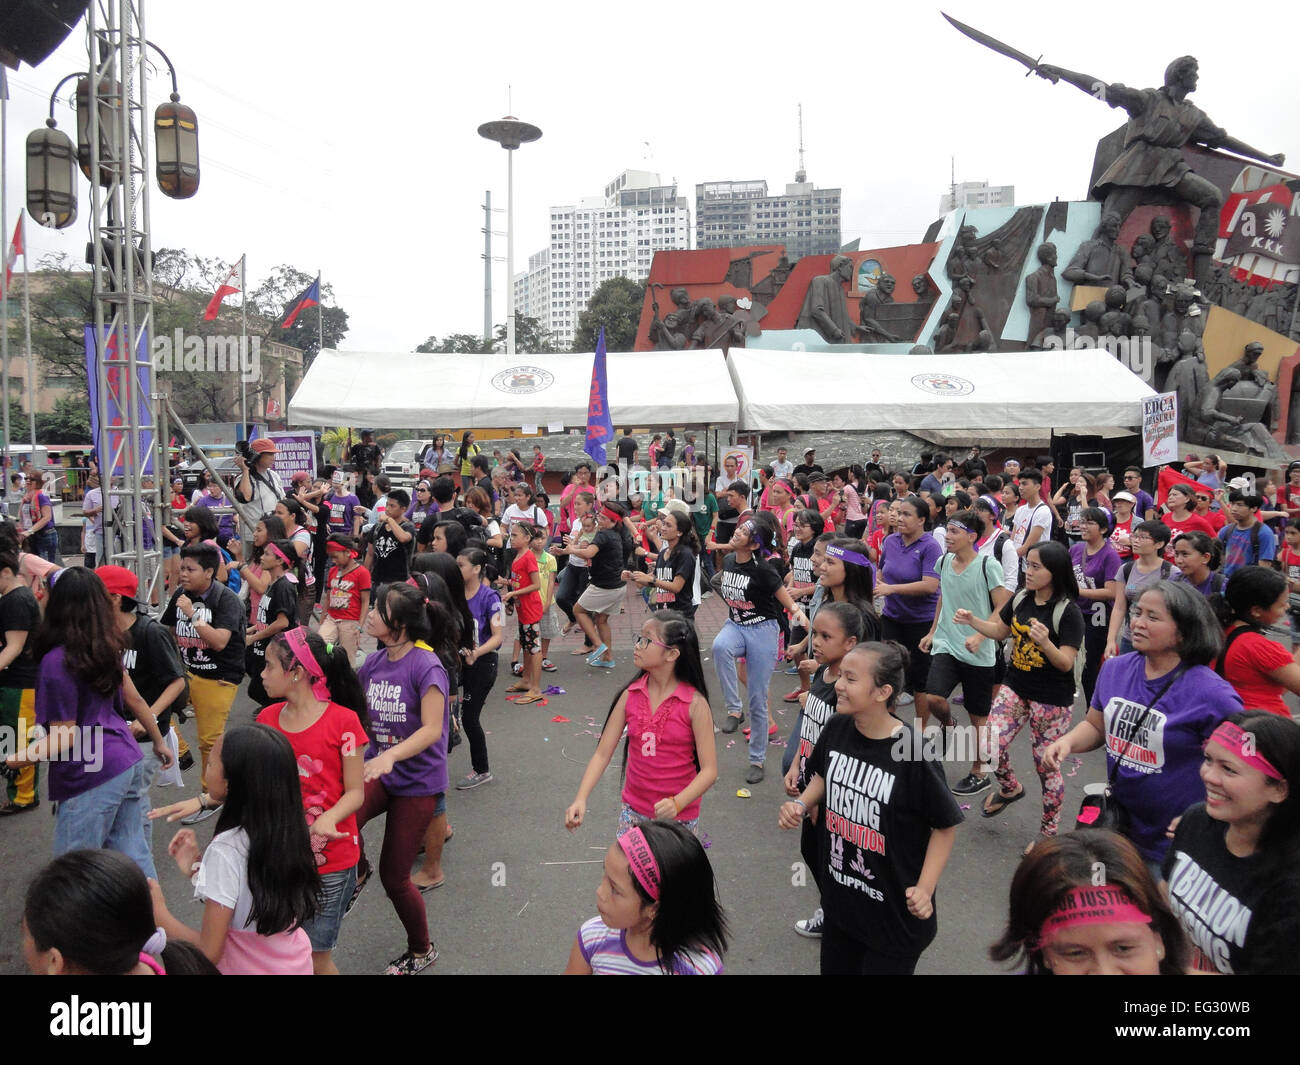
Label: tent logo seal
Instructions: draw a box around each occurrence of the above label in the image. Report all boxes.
[492,365,555,395]
[911,373,974,397]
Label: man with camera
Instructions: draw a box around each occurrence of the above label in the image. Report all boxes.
[233,438,284,536]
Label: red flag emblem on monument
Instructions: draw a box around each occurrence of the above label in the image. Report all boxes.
[1221,185,1300,265]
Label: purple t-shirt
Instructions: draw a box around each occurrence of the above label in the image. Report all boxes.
[880,532,943,624]
[1070,541,1122,628]
[465,582,503,648]
[194,492,237,540]
[35,646,141,801]
[19,492,52,533]
[1134,489,1155,519]
[1090,654,1241,862]
[358,646,450,797]
[325,492,360,533]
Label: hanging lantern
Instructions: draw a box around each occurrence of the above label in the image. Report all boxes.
[75,75,121,186]
[154,94,199,199]
[26,120,78,229]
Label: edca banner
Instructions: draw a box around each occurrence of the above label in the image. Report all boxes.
[1141,392,1178,468]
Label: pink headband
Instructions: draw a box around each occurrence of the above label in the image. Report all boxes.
[267,543,293,569]
[618,827,661,900]
[1039,886,1151,947]
[285,627,331,701]
[1207,721,1283,780]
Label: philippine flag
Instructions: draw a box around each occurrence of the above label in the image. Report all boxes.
[203,258,242,321]
[280,276,320,329]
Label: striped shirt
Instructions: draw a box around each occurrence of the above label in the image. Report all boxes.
[576,918,722,975]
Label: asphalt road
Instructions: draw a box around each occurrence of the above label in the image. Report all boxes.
[0,590,1110,976]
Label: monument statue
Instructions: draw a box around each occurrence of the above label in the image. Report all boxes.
[1212,341,1278,428]
[1024,242,1059,347]
[1062,212,1126,287]
[853,272,902,342]
[796,254,855,343]
[1147,215,1189,284]
[690,297,746,353]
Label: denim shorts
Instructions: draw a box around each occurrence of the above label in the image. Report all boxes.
[303,864,358,952]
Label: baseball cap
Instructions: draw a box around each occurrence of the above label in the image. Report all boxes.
[1112,491,1137,504]
[1227,476,1252,492]
[96,565,139,601]
[291,470,311,484]
[804,448,816,456]
[250,438,276,454]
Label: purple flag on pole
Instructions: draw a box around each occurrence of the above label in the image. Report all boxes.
[584,327,614,468]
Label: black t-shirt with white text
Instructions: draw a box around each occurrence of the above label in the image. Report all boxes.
[997,594,1085,707]
[720,553,783,626]
[162,581,247,684]
[797,665,838,790]
[790,539,816,588]
[122,614,186,732]
[247,575,297,667]
[651,544,696,618]
[806,715,964,956]
[588,529,625,589]
[1163,803,1300,975]
[0,584,39,690]
[370,519,416,584]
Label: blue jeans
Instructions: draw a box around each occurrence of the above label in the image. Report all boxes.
[133,747,161,876]
[712,619,780,765]
[53,759,156,879]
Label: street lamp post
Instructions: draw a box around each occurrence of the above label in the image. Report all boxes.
[477,116,541,356]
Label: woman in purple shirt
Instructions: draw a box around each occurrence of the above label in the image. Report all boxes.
[3,568,170,875]
[352,581,455,975]
[875,496,942,721]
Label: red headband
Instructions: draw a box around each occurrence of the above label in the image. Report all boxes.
[328,540,358,559]
[285,627,331,701]
[618,827,661,900]
[1206,721,1283,780]
[267,544,294,569]
[600,505,622,523]
[1039,885,1151,947]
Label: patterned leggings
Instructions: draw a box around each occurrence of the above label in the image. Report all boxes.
[987,687,1073,836]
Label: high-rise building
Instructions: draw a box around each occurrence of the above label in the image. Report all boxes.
[695,176,841,260]
[938,180,1015,214]
[515,169,691,350]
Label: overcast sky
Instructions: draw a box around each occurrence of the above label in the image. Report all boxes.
[4,0,1297,352]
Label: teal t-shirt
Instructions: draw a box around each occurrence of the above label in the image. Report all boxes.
[930,552,1004,666]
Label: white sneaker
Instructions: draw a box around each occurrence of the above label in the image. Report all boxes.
[897,692,915,707]
[794,908,825,939]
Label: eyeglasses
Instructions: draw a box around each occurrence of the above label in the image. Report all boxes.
[634,634,670,650]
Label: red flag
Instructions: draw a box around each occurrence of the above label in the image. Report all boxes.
[203,257,242,321]
[1156,464,1200,507]
[3,213,23,296]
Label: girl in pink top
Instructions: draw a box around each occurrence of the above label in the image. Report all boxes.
[150,724,319,975]
[565,610,718,837]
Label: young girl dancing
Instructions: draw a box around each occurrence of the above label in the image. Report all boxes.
[150,724,320,974]
[563,819,729,974]
[565,609,717,837]
[779,642,963,974]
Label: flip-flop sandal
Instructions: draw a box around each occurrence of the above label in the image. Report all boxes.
[505,683,528,693]
[981,789,1025,819]
[571,646,595,656]
[416,878,446,893]
[514,694,548,706]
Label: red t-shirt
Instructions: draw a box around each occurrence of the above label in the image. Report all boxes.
[326,563,371,622]
[511,550,544,624]
[1280,545,1300,587]
[1160,511,1217,560]
[1109,516,1135,560]
[1218,627,1294,717]
[256,701,366,873]
[1198,507,1226,533]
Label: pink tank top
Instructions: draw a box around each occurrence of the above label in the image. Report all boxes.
[621,676,702,821]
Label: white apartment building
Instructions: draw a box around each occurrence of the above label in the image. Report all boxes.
[512,247,551,330]
[695,176,841,260]
[515,169,691,350]
[938,180,1015,214]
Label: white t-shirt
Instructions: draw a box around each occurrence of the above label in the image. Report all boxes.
[978,530,1020,593]
[1011,501,1053,575]
[771,459,794,481]
[501,503,549,534]
[564,518,591,568]
[931,527,948,555]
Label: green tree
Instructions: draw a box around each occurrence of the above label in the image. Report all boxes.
[416,333,491,354]
[573,277,644,353]
[247,264,349,361]
[495,315,560,354]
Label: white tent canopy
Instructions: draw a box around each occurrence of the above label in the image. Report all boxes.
[726,348,1158,431]
[288,349,739,428]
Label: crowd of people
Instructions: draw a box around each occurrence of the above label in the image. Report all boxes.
[5,431,1300,977]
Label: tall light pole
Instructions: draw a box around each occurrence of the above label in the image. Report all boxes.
[477,116,541,355]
